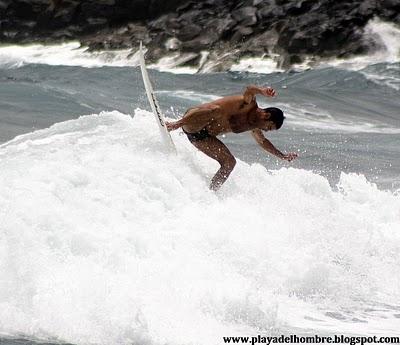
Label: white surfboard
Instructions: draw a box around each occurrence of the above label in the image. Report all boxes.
[139,41,176,153]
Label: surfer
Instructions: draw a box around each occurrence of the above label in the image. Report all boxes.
[165,85,298,191]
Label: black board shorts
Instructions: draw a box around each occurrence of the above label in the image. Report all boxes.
[183,128,211,143]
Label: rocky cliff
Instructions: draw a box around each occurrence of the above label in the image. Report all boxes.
[1,0,399,70]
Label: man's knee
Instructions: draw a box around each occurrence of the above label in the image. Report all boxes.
[222,155,236,171]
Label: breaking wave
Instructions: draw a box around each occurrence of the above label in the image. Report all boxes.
[0,110,399,344]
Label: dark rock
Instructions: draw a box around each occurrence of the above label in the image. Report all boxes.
[65,25,84,34]
[285,0,314,16]
[148,13,180,35]
[209,16,236,38]
[178,9,202,23]
[116,26,129,35]
[358,0,378,17]
[182,32,220,50]
[176,1,195,13]
[86,17,108,26]
[380,7,399,20]
[127,23,147,34]
[257,4,273,18]
[289,55,302,64]
[149,0,189,18]
[100,0,115,5]
[79,1,119,22]
[1,0,399,71]
[286,31,317,54]
[232,25,254,42]
[6,0,39,20]
[259,4,285,20]
[19,20,37,28]
[51,29,74,38]
[235,26,254,35]
[2,30,18,39]
[176,23,202,41]
[232,6,257,26]
[382,0,400,9]
[242,29,279,54]
[33,1,80,30]
[0,0,10,11]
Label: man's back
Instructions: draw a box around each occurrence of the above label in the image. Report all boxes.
[186,94,258,135]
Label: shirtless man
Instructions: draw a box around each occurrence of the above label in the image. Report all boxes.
[165,85,298,191]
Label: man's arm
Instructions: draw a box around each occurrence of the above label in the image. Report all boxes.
[243,85,276,104]
[251,129,298,161]
[165,105,220,132]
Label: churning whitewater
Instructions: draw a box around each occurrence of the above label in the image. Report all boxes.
[0,110,399,344]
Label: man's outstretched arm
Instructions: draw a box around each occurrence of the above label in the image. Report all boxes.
[251,129,298,161]
[243,85,276,104]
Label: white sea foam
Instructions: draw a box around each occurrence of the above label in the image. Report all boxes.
[311,19,400,91]
[148,53,199,74]
[0,42,140,68]
[157,89,219,103]
[226,19,400,75]
[202,18,400,75]
[0,41,200,74]
[0,110,399,344]
[324,19,400,70]
[230,56,283,74]
[0,19,398,75]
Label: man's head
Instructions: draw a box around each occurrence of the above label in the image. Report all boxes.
[258,107,285,130]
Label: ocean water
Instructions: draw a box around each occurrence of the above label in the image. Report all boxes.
[0,19,400,345]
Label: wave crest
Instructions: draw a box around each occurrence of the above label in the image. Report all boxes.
[0,110,399,343]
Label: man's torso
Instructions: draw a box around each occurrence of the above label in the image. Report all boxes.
[189,95,258,136]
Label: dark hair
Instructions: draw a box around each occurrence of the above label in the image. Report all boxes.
[264,107,285,129]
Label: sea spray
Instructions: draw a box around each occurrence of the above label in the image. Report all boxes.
[0,110,399,344]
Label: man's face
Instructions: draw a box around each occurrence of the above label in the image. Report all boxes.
[263,121,277,131]
[259,109,277,131]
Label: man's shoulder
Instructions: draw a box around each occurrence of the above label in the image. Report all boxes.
[213,94,245,106]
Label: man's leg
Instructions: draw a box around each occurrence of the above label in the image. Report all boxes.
[191,136,236,191]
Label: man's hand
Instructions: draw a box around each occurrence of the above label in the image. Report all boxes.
[281,152,298,161]
[261,87,276,97]
[165,121,181,132]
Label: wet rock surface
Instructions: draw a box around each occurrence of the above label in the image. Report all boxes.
[1,0,399,70]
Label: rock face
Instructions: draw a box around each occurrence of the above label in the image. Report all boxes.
[1,0,399,70]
